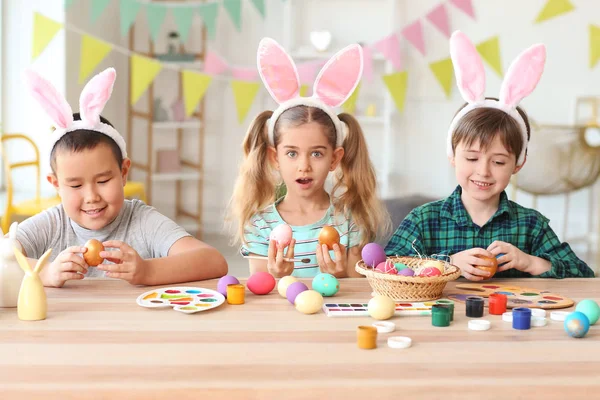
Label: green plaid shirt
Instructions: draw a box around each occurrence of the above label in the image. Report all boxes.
[385,186,594,278]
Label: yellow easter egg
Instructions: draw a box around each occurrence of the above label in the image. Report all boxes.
[368,295,396,320]
[277,275,298,298]
[421,260,445,274]
[294,290,324,314]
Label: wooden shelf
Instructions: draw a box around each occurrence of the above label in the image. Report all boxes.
[151,168,201,182]
[152,121,203,130]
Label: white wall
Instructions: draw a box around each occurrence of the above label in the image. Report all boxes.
[3,0,599,256]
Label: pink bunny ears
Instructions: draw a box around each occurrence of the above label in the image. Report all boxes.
[25,67,127,161]
[447,31,546,166]
[257,38,363,147]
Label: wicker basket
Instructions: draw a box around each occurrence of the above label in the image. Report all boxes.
[355,256,461,301]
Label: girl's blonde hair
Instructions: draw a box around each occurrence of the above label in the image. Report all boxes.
[229,106,391,247]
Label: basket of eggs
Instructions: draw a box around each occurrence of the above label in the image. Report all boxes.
[355,243,462,301]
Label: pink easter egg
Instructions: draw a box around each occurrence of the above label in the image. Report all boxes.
[269,224,293,247]
[376,261,397,274]
[247,271,276,295]
[419,267,442,277]
[361,243,386,268]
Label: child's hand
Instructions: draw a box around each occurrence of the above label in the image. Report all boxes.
[316,243,347,278]
[450,248,495,281]
[487,241,531,273]
[267,239,296,278]
[41,246,88,288]
[97,240,146,285]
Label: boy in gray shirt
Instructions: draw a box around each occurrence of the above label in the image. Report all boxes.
[16,67,227,287]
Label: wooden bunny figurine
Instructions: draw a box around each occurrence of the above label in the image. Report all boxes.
[13,247,52,321]
[0,222,25,307]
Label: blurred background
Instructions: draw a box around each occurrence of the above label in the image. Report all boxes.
[1,0,599,276]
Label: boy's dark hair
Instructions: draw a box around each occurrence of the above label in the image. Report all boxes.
[50,113,123,173]
[451,97,530,160]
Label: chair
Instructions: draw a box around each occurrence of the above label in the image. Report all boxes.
[1,133,61,233]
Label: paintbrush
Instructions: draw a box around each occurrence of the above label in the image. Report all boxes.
[242,255,312,264]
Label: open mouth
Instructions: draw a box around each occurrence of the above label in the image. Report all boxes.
[296,178,313,185]
[82,206,107,216]
[472,180,493,188]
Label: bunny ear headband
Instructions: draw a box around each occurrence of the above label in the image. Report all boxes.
[257,38,363,147]
[24,67,127,163]
[447,31,546,166]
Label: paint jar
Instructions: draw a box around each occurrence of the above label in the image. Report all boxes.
[436,299,454,321]
[512,307,532,330]
[466,296,484,318]
[226,284,245,305]
[432,304,451,327]
[357,325,377,349]
[489,293,508,315]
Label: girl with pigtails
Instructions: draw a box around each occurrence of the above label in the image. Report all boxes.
[230,38,391,279]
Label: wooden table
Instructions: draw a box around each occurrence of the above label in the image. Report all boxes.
[0,278,598,399]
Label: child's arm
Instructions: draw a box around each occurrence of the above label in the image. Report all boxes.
[346,245,363,277]
[99,237,228,285]
[384,210,425,257]
[488,220,594,278]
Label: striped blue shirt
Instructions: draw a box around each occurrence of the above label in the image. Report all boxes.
[242,199,361,278]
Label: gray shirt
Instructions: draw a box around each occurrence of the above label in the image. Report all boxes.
[17,199,191,277]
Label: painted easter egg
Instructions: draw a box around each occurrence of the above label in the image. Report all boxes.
[318,226,340,250]
[475,255,498,277]
[397,267,415,277]
[84,239,105,266]
[368,295,396,320]
[269,224,293,247]
[277,275,298,297]
[246,271,276,295]
[376,261,397,274]
[575,299,600,325]
[217,275,240,297]
[419,267,442,277]
[295,290,324,314]
[394,263,408,271]
[311,273,339,297]
[564,311,590,338]
[286,281,309,304]
[421,260,445,274]
[361,243,386,268]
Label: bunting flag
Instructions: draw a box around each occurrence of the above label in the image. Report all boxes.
[382,71,408,114]
[251,0,266,18]
[65,0,75,10]
[426,4,451,38]
[231,81,260,123]
[429,57,453,98]
[223,0,242,32]
[172,7,194,43]
[535,0,575,23]
[91,0,111,24]
[402,20,426,56]
[204,51,229,75]
[32,13,63,61]
[231,66,258,81]
[182,70,212,115]
[299,85,310,97]
[476,36,503,77]
[119,0,142,37]
[590,25,600,69]
[130,55,163,105]
[198,3,219,40]
[146,4,168,42]
[342,83,361,115]
[79,35,113,83]
[373,34,403,71]
[449,0,475,19]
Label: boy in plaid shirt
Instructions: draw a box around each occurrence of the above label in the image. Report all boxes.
[385,31,594,280]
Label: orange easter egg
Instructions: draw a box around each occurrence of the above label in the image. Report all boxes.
[318,226,340,250]
[84,239,105,267]
[475,255,498,277]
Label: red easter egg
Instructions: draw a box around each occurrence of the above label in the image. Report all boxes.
[376,261,397,274]
[419,267,442,277]
[246,271,276,295]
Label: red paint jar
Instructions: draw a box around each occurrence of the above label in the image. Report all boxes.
[489,293,508,315]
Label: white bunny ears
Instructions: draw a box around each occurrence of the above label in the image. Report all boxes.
[447,31,546,166]
[257,38,363,147]
[24,67,127,162]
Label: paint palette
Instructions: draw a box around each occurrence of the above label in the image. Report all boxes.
[445,283,574,310]
[136,286,225,314]
[323,301,436,317]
